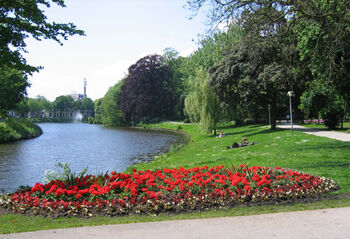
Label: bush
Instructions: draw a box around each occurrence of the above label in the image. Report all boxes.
[323,109,343,129]
[183,118,191,123]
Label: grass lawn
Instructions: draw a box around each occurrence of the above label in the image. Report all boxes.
[131,122,350,194]
[1,122,350,234]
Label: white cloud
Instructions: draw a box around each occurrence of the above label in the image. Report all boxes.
[179,47,196,57]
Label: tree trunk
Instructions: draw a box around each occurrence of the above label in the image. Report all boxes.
[270,96,277,130]
[341,101,347,129]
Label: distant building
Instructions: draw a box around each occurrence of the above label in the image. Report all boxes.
[69,92,86,101]
[68,78,88,101]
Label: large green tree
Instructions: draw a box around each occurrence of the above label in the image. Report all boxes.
[164,25,243,120]
[53,95,74,112]
[100,80,125,125]
[0,0,84,114]
[188,0,350,127]
[209,7,297,129]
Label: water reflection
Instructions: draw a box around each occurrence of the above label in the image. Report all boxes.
[0,123,182,193]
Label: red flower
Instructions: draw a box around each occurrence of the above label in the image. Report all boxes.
[75,194,82,200]
[243,185,251,191]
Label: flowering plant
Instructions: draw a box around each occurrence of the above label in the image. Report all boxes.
[0,165,339,217]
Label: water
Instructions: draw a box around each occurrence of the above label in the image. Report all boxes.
[0,123,183,193]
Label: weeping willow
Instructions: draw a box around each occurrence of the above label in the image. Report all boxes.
[184,68,223,134]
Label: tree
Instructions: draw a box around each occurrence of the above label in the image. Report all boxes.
[27,98,42,117]
[14,99,29,117]
[209,7,297,129]
[91,98,104,124]
[121,55,175,124]
[299,81,345,129]
[0,67,29,116]
[100,80,125,125]
[188,0,350,124]
[0,0,84,114]
[163,25,243,120]
[184,68,223,134]
[0,0,84,74]
[81,98,94,111]
[54,95,74,111]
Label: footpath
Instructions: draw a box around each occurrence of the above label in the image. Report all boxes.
[277,123,350,142]
[1,123,349,239]
[1,207,350,239]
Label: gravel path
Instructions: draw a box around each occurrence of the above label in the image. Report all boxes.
[1,207,349,239]
[277,123,350,142]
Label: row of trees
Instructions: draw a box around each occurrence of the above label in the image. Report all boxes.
[14,96,94,119]
[187,0,350,130]
[2,1,348,132]
[92,55,176,126]
[93,0,350,132]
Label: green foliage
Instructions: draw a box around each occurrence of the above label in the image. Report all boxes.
[89,98,104,124]
[54,95,74,111]
[100,81,125,125]
[0,0,84,113]
[300,81,345,129]
[90,80,126,126]
[0,67,29,115]
[42,162,88,185]
[0,118,42,143]
[209,9,296,129]
[184,69,223,134]
[81,98,94,111]
[187,0,350,126]
[0,0,85,74]
[162,25,243,120]
[13,95,95,120]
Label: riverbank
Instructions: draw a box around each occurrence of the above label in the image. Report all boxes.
[0,119,42,144]
[1,121,350,234]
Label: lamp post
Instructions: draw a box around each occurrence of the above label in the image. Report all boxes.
[287,91,293,133]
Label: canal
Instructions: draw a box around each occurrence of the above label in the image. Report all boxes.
[0,123,183,193]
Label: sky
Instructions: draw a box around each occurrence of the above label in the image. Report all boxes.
[24,0,208,101]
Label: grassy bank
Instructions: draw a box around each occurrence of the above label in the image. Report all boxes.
[1,122,350,234]
[0,118,42,143]
[129,122,350,194]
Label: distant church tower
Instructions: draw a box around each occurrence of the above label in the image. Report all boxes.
[84,78,87,98]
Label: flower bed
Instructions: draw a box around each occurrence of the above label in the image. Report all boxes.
[0,165,339,217]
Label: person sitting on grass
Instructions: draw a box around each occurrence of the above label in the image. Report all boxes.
[226,138,258,149]
[240,137,248,147]
[217,130,225,138]
[227,142,239,149]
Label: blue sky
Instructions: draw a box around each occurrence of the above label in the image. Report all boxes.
[24,0,208,101]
